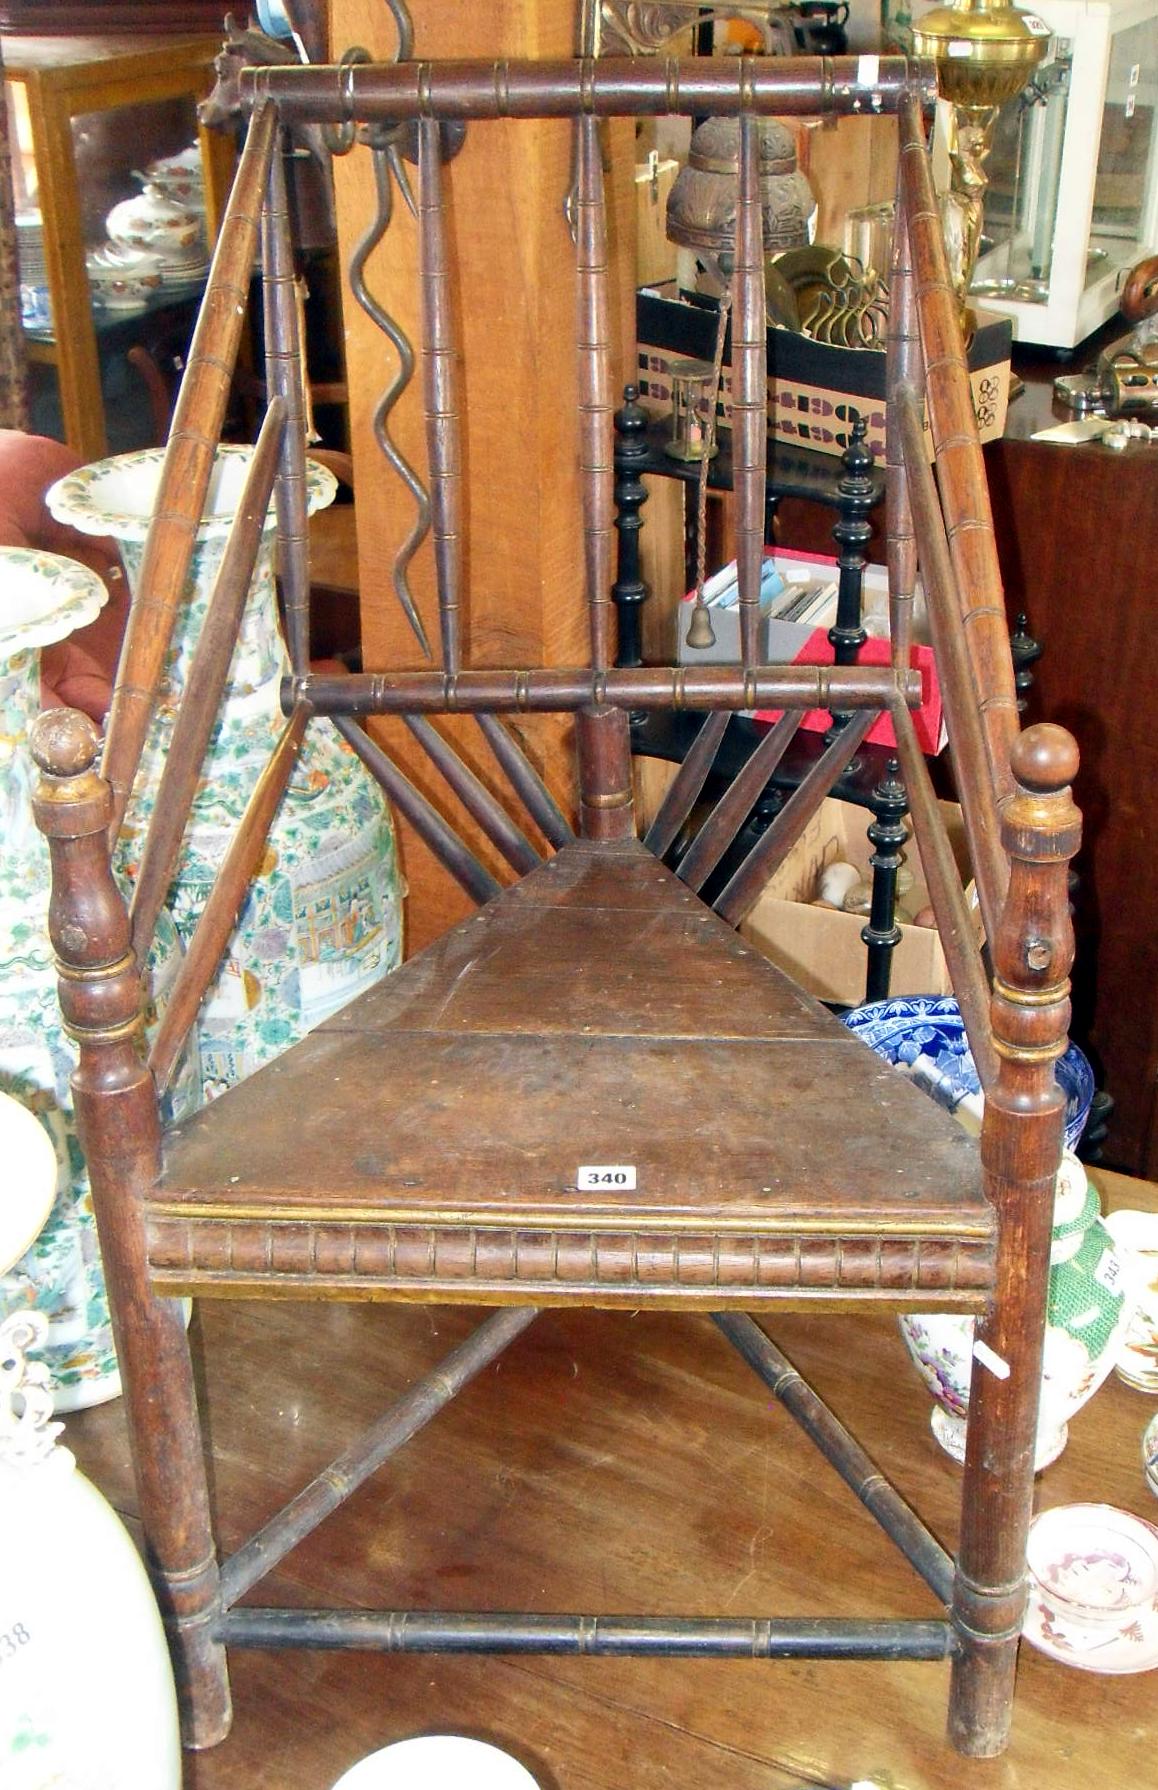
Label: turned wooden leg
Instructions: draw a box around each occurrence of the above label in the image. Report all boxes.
[949,725,1081,1755]
[32,711,231,1749]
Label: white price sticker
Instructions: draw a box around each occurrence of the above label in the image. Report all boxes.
[577,1165,637,1191]
[1023,13,1051,33]
[972,1339,1011,1380]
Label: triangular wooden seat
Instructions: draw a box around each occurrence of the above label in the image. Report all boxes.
[150,837,990,1306]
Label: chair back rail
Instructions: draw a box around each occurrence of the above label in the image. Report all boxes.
[147,703,310,1096]
[417,116,464,675]
[245,55,931,124]
[896,93,1019,809]
[895,384,1006,950]
[576,112,615,676]
[261,135,313,680]
[733,113,767,673]
[128,397,288,968]
[884,204,919,673]
[101,101,278,839]
[292,663,919,714]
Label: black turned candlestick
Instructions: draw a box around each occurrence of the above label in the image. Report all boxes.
[861,755,908,1003]
[612,384,651,673]
[1010,612,1041,713]
[826,415,874,746]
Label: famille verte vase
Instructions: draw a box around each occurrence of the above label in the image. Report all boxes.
[0,549,197,1413]
[0,1310,181,1789]
[48,445,405,1097]
[842,998,1121,1470]
[899,1151,1133,1471]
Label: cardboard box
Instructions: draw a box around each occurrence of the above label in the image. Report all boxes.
[637,286,1012,463]
[677,548,946,755]
[740,794,972,1006]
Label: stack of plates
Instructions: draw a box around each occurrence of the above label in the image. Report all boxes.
[16,210,46,282]
[150,242,211,288]
[16,210,51,327]
[142,144,208,284]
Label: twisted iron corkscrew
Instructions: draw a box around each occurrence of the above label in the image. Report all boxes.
[347,120,433,659]
[329,0,435,658]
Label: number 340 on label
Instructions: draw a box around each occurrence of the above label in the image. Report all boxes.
[577,1165,637,1190]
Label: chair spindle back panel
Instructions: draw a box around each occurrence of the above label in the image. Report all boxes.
[108,54,1022,1091]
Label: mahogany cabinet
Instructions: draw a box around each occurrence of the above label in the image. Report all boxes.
[986,353,1158,1176]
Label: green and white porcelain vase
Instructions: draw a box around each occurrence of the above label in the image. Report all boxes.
[0,548,196,1412]
[900,1150,1134,1471]
[48,445,404,1097]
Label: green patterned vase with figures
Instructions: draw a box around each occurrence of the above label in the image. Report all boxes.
[0,547,197,1411]
[48,445,405,1098]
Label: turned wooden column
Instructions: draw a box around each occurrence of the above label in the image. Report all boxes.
[948,722,1080,1756]
[30,709,229,1749]
[330,0,637,948]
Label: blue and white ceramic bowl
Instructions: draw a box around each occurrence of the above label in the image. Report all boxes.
[842,993,1095,1151]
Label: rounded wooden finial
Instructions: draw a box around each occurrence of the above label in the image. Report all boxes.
[1010,722,1079,794]
[1120,253,1158,324]
[29,708,102,779]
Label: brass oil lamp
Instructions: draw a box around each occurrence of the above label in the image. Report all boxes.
[911,0,1049,323]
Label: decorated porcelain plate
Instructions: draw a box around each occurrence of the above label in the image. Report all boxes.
[843,994,1095,1150]
[1023,1504,1158,1674]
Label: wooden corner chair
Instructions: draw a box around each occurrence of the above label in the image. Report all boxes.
[31,51,1081,1764]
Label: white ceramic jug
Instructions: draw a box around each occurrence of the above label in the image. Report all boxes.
[0,1091,181,1789]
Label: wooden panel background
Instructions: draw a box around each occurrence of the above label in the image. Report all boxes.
[331,0,637,952]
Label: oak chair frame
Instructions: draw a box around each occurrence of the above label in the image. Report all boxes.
[32,52,1080,1763]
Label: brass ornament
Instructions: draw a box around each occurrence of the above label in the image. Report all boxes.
[911,0,1049,322]
[667,116,815,259]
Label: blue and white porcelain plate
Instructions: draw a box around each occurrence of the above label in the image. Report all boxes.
[842,994,1094,1149]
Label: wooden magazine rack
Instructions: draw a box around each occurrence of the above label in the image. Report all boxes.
[31,51,1080,1762]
